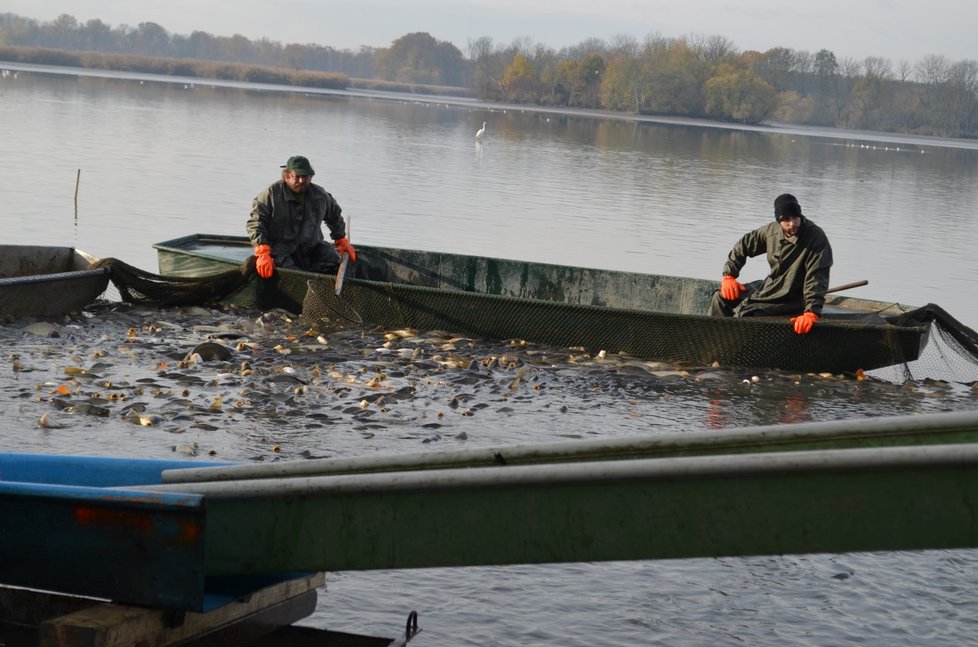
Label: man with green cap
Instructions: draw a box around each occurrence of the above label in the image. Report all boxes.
[710,193,833,335]
[247,155,356,278]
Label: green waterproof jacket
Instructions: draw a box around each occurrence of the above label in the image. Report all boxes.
[722,217,833,316]
[247,180,346,261]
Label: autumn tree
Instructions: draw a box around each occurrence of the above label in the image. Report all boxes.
[181,30,219,60]
[751,47,795,92]
[76,18,116,52]
[578,54,607,107]
[601,53,648,112]
[644,38,707,115]
[704,63,777,123]
[531,43,562,105]
[374,32,466,85]
[468,36,507,98]
[130,21,169,57]
[1,11,976,137]
[500,53,539,101]
[0,14,40,46]
[916,55,978,136]
[553,58,579,105]
[48,14,80,50]
[843,56,893,130]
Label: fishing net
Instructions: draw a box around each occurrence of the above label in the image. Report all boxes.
[88,253,978,384]
[93,257,256,306]
[297,274,923,374]
[299,279,364,331]
[298,272,978,383]
[866,304,978,385]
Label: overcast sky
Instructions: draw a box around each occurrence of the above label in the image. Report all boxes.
[6,0,976,65]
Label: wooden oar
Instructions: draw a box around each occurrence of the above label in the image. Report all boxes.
[826,279,868,294]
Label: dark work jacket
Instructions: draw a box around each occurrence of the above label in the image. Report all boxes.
[246,180,346,262]
[722,217,833,316]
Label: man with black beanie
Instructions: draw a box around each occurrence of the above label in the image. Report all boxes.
[710,193,833,335]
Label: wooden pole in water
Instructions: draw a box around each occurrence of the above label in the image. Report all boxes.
[73,169,81,218]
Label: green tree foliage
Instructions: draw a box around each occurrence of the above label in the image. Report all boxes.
[553,58,579,105]
[468,36,506,99]
[842,57,892,130]
[601,53,647,112]
[1,11,976,136]
[751,46,795,91]
[914,55,978,137]
[807,48,840,125]
[772,90,814,123]
[0,44,350,88]
[532,44,562,105]
[574,54,606,108]
[0,11,408,82]
[644,38,707,116]
[704,63,777,122]
[501,52,540,102]
[374,32,466,86]
[131,22,169,56]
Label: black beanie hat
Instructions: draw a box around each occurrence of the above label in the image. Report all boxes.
[774,193,802,221]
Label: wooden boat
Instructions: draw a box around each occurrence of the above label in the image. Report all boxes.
[153,234,927,373]
[4,410,978,612]
[0,245,109,320]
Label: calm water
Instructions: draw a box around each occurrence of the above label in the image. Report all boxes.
[3,66,978,646]
[2,66,978,328]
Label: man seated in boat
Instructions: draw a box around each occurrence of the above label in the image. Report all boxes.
[247,155,357,278]
[710,193,833,335]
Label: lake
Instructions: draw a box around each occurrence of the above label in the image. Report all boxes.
[2,64,978,646]
[3,64,978,329]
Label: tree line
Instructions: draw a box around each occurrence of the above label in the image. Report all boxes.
[1,12,976,137]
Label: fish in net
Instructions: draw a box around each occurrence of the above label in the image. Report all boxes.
[92,256,978,385]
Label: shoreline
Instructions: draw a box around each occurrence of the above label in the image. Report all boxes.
[4,60,978,151]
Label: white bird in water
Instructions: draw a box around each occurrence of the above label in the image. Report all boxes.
[475,121,486,139]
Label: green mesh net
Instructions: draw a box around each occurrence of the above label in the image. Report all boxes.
[867,304,978,384]
[298,273,928,375]
[89,254,978,383]
[94,257,255,306]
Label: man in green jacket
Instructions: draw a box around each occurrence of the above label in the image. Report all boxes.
[247,155,357,278]
[710,193,833,335]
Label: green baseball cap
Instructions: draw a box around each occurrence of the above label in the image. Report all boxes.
[281,155,315,176]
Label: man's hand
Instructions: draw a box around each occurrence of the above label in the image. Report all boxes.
[334,237,357,262]
[791,311,819,335]
[720,275,746,301]
[254,244,274,279]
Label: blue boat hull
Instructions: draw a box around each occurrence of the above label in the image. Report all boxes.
[0,454,305,612]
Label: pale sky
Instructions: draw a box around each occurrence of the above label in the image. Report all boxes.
[6,0,977,65]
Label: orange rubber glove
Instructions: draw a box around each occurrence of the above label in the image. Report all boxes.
[254,244,274,279]
[334,237,357,262]
[791,311,819,335]
[720,275,746,301]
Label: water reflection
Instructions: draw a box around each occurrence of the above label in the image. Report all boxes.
[779,394,813,424]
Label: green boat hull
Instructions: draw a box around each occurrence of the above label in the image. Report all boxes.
[198,444,978,573]
[144,410,978,575]
[154,234,925,373]
[7,412,978,599]
[0,245,109,319]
